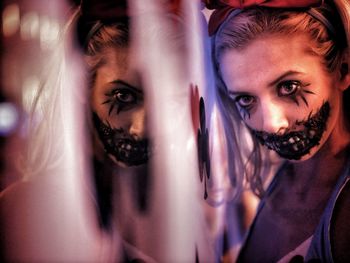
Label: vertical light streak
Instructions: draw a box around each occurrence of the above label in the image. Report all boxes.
[129,0,215,261]
[2,4,20,37]
[1,0,110,261]
[182,1,219,261]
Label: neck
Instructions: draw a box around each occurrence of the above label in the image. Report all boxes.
[292,110,350,186]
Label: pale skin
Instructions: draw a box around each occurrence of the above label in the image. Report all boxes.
[220,34,350,261]
[90,47,147,167]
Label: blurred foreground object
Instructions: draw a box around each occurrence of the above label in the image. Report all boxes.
[1,0,112,261]
[1,0,219,261]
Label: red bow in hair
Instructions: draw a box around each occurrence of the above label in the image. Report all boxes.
[204,0,323,36]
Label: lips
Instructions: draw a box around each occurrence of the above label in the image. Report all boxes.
[93,113,150,166]
[253,102,330,160]
[261,130,319,160]
[113,138,149,166]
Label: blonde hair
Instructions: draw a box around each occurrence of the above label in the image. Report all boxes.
[24,9,129,179]
[212,0,350,197]
[84,23,129,90]
[23,15,79,180]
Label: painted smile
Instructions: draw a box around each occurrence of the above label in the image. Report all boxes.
[113,138,149,166]
[93,113,149,166]
[252,102,330,160]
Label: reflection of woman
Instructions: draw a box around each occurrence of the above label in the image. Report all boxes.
[76,0,152,241]
[80,13,149,169]
[1,1,180,262]
[206,0,350,261]
[78,0,183,239]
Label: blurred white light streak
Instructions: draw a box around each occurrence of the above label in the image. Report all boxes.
[0,102,19,135]
[2,4,20,37]
[20,12,39,40]
[40,16,60,49]
[186,136,195,151]
[130,0,215,261]
[3,1,108,261]
[22,76,40,113]
[208,105,233,205]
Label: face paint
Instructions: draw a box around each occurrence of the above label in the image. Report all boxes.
[102,80,142,116]
[93,113,149,166]
[252,101,330,160]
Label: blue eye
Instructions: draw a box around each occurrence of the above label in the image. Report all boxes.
[278,80,300,96]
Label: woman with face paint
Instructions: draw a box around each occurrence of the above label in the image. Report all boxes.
[1,0,188,262]
[75,1,183,261]
[205,0,350,261]
[81,20,149,169]
[75,0,150,170]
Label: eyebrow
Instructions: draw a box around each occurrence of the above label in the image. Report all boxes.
[110,79,142,93]
[227,90,250,96]
[268,70,302,87]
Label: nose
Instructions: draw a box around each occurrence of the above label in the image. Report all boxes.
[129,107,147,139]
[260,101,289,134]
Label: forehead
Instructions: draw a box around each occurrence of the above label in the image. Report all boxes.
[219,34,322,91]
[99,47,129,72]
[95,47,139,83]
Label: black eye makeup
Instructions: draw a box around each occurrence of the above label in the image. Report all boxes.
[102,80,143,115]
[235,95,255,119]
[231,94,256,120]
[277,80,315,106]
[228,78,315,121]
[236,95,255,107]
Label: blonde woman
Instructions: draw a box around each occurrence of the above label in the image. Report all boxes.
[206,0,350,261]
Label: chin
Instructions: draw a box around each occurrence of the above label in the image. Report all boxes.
[108,154,148,168]
[114,159,130,168]
[284,151,315,163]
[276,148,315,161]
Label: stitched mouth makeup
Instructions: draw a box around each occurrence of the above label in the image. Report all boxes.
[252,102,330,160]
[93,113,149,166]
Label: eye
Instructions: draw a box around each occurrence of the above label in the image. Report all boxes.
[232,95,255,120]
[113,88,137,104]
[278,80,300,96]
[103,86,142,115]
[235,95,255,108]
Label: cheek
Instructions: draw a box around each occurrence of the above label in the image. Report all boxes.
[90,87,108,120]
[241,115,258,128]
[90,89,99,113]
[105,114,126,128]
[91,100,127,129]
[238,108,263,130]
[239,104,309,132]
[90,97,107,119]
[323,95,341,132]
[302,88,339,123]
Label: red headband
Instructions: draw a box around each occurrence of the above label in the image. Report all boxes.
[204,0,323,36]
